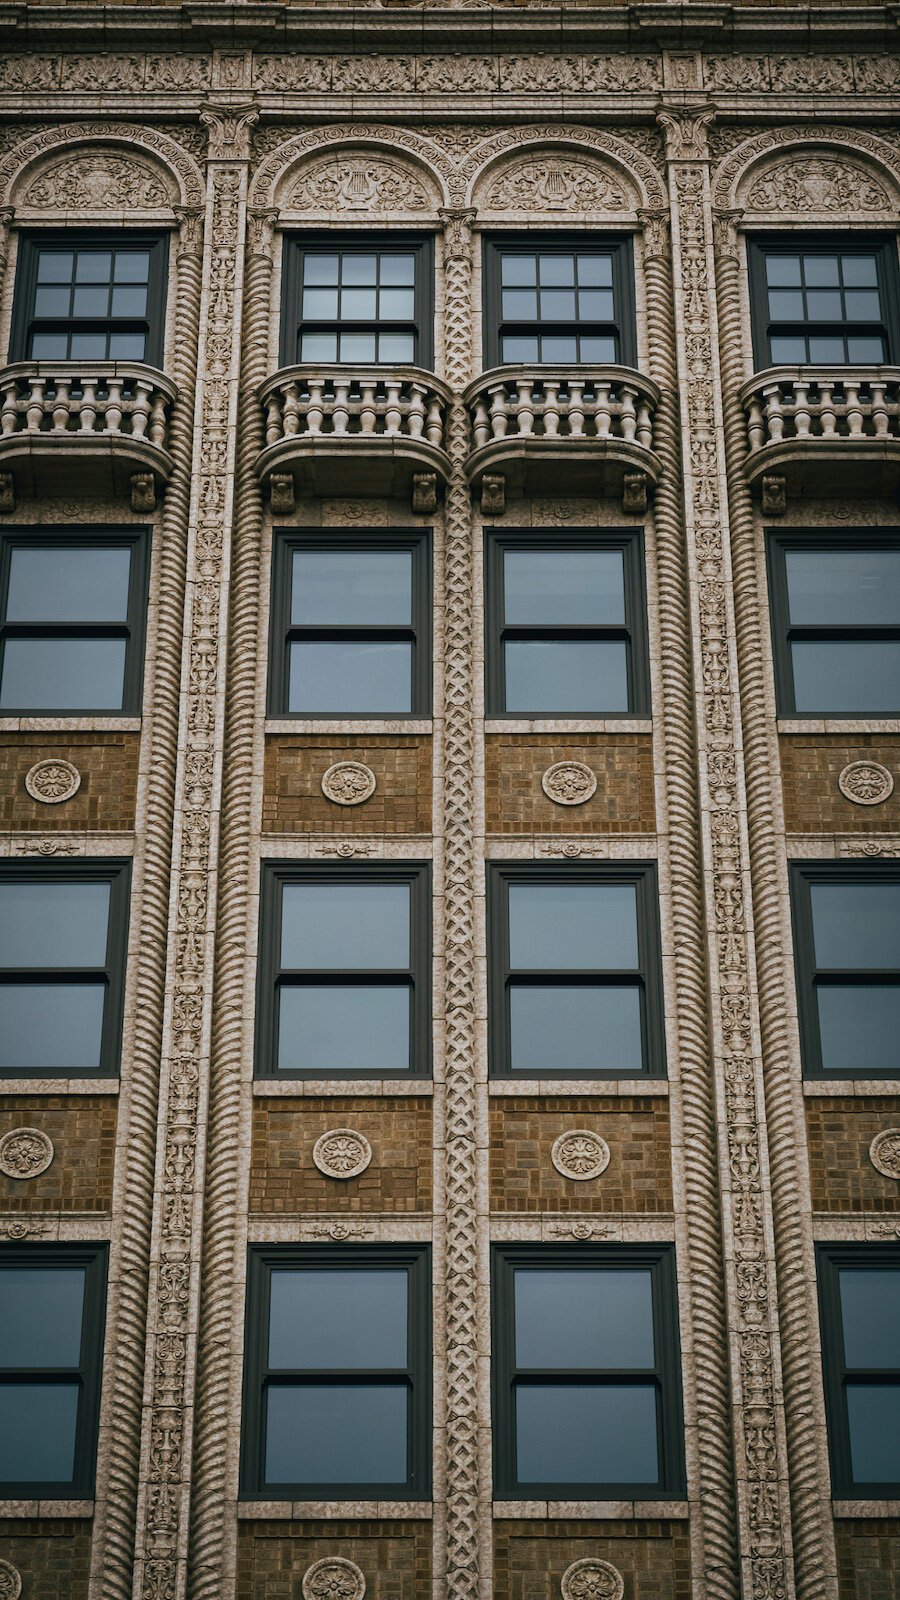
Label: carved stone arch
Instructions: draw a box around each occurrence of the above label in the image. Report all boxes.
[463,126,666,214]
[1,122,204,214]
[714,125,900,221]
[250,125,451,215]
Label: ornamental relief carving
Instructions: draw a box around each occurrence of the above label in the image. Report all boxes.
[302,1556,366,1600]
[0,1560,22,1600]
[745,155,891,214]
[465,124,666,211]
[480,155,635,215]
[869,1129,900,1180]
[560,1558,624,1600]
[551,1130,611,1182]
[24,759,82,805]
[321,762,377,806]
[714,125,900,217]
[0,1127,55,1180]
[312,1130,373,1181]
[541,762,598,807]
[1,122,205,210]
[22,151,175,210]
[838,761,895,807]
[284,153,437,213]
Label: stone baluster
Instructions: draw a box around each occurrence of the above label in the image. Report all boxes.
[51,374,71,432]
[594,379,612,438]
[514,376,535,435]
[792,377,811,438]
[763,381,784,443]
[817,378,836,437]
[359,381,377,435]
[25,374,45,432]
[305,379,324,436]
[567,377,585,438]
[384,379,402,435]
[332,378,350,435]
[426,395,443,447]
[1,377,17,435]
[870,379,889,438]
[844,378,863,436]
[149,391,168,448]
[745,395,765,452]
[105,377,124,434]
[407,381,426,438]
[636,396,653,450]
[542,378,560,437]
[132,379,153,439]
[488,381,508,438]
[263,390,282,445]
[79,377,99,433]
[282,382,301,437]
[619,382,637,442]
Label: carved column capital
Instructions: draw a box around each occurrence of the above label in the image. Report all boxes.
[657,104,716,162]
[200,101,259,162]
[712,208,744,261]
[173,205,204,258]
[637,207,671,262]
[439,206,477,263]
[246,206,279,262]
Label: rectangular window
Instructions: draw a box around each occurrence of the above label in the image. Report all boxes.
[483,237,635,368]
[485,531,649,716]
[749,237,899,368]
[0,1244,107,1496]
[11,233,168,367]
[790,863,900,1079]
[255,863,430,1079]
[268,531,431,717]
[281,238,434,368]
[0,529,150,715]
[241,1245,431,1499]
[0,861,130,1078]
[492,1244,684,1499]
[817,1245,900,1496]
[488,863,665,1079]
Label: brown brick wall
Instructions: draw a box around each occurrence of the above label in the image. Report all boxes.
[835,1519,900,1600]
[250,1097,432,1212]
[0,1097,117,1211]
[0,1520,91,1600]
[493,1519,691,1600]
[0,733,140,833]
[484,735,655,835]
[780,736,900,834]
[490,1097,672,1213]
[237,1519,430,1599]
[806,1097,900,1213]
[263,736,431,834]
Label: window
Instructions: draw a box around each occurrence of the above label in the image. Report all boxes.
[255,864,430,1078]
[0,861,130,1078]
[241,1245,430,1498]
[487,864,665,1078]
[0,1244,107,1496]
[485,531,649,716]
[268,531,431,717]
[0,529,150,714]
[749,237,899,367]
[790,863,900,1079]
[492,1244,684,1499]
[281,238,434,368]
[12,233,168,366]
[817,1245,900,1496]
[483,238,635,368]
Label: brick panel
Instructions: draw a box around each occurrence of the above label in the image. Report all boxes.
[0,1097,117,1211]
[836,1520,900,1600]
[237,1519,430,1599]
[805,1096,900,1213]
[0,1520,91,1600]
[0,733,140,833]
[779,736,900,834]
[250,1097,432,1212]
[493,1518,691,1600]
[490,1097,672,1213]
[263,735,431,833]
[484,734,655,834]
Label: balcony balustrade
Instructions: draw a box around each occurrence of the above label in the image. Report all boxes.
[739,366,900,508]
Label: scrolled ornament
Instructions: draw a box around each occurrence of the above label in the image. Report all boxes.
[541,761,598,807]
[312,1129,373,1181]
[869,1128,900,1181]
[560,1558,625,1600]
[301,1556,366,1600]
[321,761,377,806]
[24,758,82,805]
[0,1561,22,1600]
[551,1129,611,1182]
[838,761,894,807]
[0,1127,55,1179]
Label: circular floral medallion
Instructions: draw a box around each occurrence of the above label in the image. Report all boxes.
[838,761,894,807]
[321,761,377,806]
[312,1129,373,1181]
[869,1128,900,1180]
[560,1558,625,1600]
[541,761,598,806]
[24,758,82,805]
[301,1556,366,1600]
[551,1129,611,1182]
[0,1127,55,1180]
[0,1561,22,1600]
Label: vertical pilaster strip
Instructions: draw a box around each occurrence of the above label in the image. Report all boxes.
[713,209,839,1600]
[132,103,256,1600]
[438,206,483,1600]
[660,107,796,1600]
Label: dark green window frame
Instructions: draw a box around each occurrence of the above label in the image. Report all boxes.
[240,1243,432,1500]
[486,861,667,1080]
[0,1242,107,1498]
[10,230,169,368]
[748,235,900,370]
[0,526,151,717]
[267,528,432,719]
[484,528,650,717]
[0,859,131,1080]
[482,235,637,370]
[789,861,900,1081]
[491,1242,685,1501]
[280,234,435,370]
[817,1243,900,1498]
[254,861,432,1080]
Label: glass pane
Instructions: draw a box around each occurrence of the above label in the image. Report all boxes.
[848,336,886,363]
[504,549,625,626]
[501,256,536,286]
[269,1269,407,1368]
[502,290,537,321]
[33,286,70,317]
[342,256,378,286]
[7,546,131,622]
[804,255,839,286]
[847,1386,900,1483]
[378,334,416,364]
[839,1269,900,1368]
[72,286,109,318]
[0,637,127,710]
[817,984,900,1075]
[277,983,410,1074]
[292,549,411,626]
[378,289,414,320]
[107,332,145,360]
[30,333,69,359]
[768,290,804,319]
[508,883,638,970]
[110,286,147,317]
[288,640,411,714]
[842,256,879,287]
[516,1384,658,1484]
[75,252,111,283]
[304,254,340,285]
[0,982,106,1070]
[302,288,338,319]
[785,549,900,627]
[0,880,110,967]
[340,288,377,320]
[70,332,110,359]
[300,332,337,362]
[578,290,614,320]
[339,333,377,364]
[539,290,576,320]
[380,255,416,286]
[844,290,882,321]
[505,640,628,714]
[0,1267,85,1366]
[807,336,846,364]
[770,336,808,364]
[515,1268,654,1368]
[509,984,643,1075]
[36,252,73,284]
[113,251,150,283]
[810,883,900,969]
[281,883,409,969]
[577,255,613,286]
[790,641,900,715]
[540,256,575,286]
[806,290,843,320]
[501,336,539,363]
[0,1383,80,1483]
[264,1383,407,1484]
[579,336,618,363]
[766,256,802,286]
[541,336,578,363]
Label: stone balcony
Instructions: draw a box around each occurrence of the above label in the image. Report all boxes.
[256,366,453,512]
[462,365,662,514]
[0,361,178,510]
[739,366,900,509]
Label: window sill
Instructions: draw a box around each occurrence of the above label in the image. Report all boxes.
[777,718,900,734]
[485,719,652,735]
[488,1079,668,1097]
[0,1499,93,1517]
[237,1500,432,1519]
[0,716,141,732]
[265,719,433,735]
[0,1078,119,1095]
[252,1079,433,1097]
[832,1498,900,1517]
[802,1079,900,1096]
[492,1499,689,1519]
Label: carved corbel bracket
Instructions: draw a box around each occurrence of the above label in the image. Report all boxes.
[712,208,744,261]
[130,472,156,514]
[438,206,478,263]
[269,473,295,516]
[411,471,438,515]
[0,471,14,512]
[247,206,279,263]
[761,472,787,516]
[173,205,204,259]
[637,207,670,263]
[622,471,649,515]
[200,101,260,163]
[480,473,506,516]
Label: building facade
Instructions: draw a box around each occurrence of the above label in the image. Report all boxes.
[0,5,898,1598]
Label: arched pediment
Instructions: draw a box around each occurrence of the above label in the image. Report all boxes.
[250,126,451,213]
[474,150,639,219]
[714,126,900,222]
[0,122,204,212]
